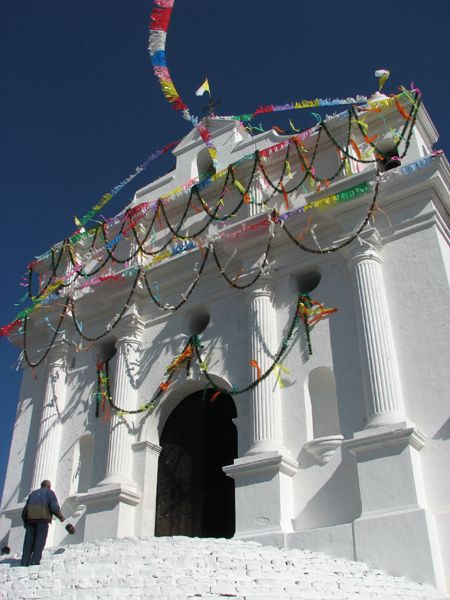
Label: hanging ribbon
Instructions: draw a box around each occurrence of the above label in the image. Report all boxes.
[273,363,290,388]
[249,359,262,381]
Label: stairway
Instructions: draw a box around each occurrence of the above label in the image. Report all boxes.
[0,536,448,599]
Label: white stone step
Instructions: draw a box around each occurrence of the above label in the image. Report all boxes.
[0,536,448,600]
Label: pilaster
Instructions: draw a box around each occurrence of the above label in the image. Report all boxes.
[31,336,71,491]
[224,272,298,540]
[79,305,146,539]
[100,305,144,488]
[247,172,267,218]
[132,441,162,536]
[344,229,405,427]
[343,230,444,589]
[246,273,284,454]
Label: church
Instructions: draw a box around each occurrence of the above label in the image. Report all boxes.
[1,90,449,592]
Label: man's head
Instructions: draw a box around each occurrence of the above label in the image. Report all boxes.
[40,480,51,489]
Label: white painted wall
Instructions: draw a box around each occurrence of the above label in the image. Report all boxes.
[1,99,449,591]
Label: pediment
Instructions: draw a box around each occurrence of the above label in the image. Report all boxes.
[173,117,250,156]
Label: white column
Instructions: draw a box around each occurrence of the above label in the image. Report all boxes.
[345,230,405,427]
[100,306,144,488]
[225,271,298,541]
[31,337,71,490]
[341,231,445,590]
[248,172,267,218]
[246,273,284,453]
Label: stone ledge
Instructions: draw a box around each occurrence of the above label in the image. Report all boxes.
[344,423,427,454]
[223,452,299,479]
[71,484,142,508]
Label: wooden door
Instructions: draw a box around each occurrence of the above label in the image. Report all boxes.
[155,389,237,538]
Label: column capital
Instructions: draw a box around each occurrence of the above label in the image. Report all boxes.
[342,228,383,268]
[47,335,72,368]
[115,304,145,348]
[246,271,275,303]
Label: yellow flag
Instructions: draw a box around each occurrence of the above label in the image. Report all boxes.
[195,78,210,97]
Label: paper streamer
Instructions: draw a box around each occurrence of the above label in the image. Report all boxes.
[225,95,369,123]
[2,143,435,339]
[149,0,190,115]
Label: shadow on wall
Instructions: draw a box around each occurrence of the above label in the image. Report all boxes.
[307,367,341,439]
[18,376,46,501]
[294,446,361,530]
[433,418,450,440]
[70,434,95,495]
[293,365,362,531]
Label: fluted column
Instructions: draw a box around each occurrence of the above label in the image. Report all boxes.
[31,337,71,490]
[248,172,267,218]
[100,306,144,488]
[345,230,405,427]
[246,273,284,453]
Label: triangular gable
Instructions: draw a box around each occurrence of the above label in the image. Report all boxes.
[173,117,250,156]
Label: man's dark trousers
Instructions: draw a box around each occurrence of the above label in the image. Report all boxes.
[21,521,49,566]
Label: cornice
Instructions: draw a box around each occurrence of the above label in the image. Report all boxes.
[134,173,175,201]
[344,424,427,454]
[132,440,162,455]
[19,154,448,343]
[223,452,299,479]
[72,484,142,507]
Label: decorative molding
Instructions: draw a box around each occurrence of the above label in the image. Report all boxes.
[223,452,299,480]
[2,504,25,521]
[341,227,383,267]
[344,424,427,455]
[73,484,142,507]
[132,441,162,456]
[303,435,344,465]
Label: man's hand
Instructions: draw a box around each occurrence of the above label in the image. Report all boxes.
[59,515,65,523]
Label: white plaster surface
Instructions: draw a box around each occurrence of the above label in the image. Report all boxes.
[1,102,449,593]
[0,536,448,600]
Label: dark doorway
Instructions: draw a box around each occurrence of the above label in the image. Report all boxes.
[155,389,237,538]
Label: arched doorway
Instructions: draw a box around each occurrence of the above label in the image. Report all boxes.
[155,388,237,538]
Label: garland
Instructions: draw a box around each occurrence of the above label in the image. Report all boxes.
[17,174,378,366]
[5,151,427,353]
[1,90,425,359]
[225,95,369,123]
[14,145,440,363]
[21,90,420,310]
[94,293,337,416]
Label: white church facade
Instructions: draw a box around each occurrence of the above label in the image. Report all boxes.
[1,92,449,592]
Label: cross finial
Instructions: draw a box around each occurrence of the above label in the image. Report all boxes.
[203,96,221,117]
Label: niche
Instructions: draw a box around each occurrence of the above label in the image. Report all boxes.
[308,367,341,439]
[98,340,117,363]
[185,307,211,336]
[70,434,95,494]
[295,269,321,294]
[304,367,343,464]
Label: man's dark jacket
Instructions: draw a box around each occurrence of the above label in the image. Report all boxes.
[22,488,63,524]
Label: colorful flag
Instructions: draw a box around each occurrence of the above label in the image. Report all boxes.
[375,69,390,91]
[195,78,210,97]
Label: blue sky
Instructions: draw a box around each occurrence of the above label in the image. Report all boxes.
[1,0,449,500]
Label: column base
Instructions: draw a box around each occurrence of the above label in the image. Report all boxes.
[70,483,142,541]
[224,451,298,538]
[97,474,138,490]
[345,420,426,453]
[365,411,411,429]
[245,440,291,456]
